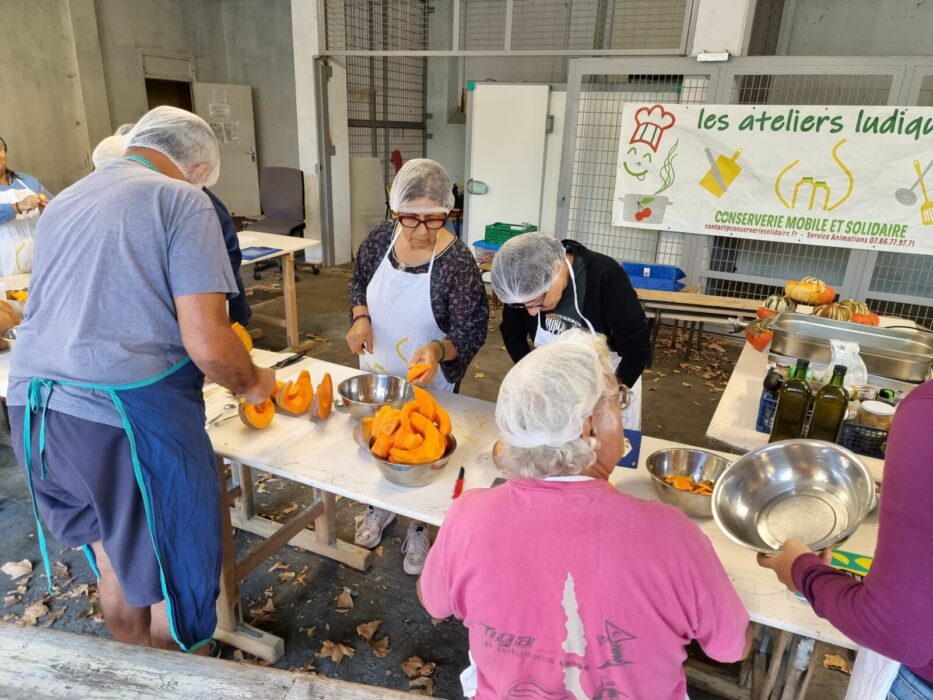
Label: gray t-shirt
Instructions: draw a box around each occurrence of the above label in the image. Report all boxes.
[8,159,237,427]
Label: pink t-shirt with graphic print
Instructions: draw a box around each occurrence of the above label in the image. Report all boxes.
[420,478,749,699]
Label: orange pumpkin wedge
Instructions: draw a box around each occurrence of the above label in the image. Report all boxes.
[231,322,253,352]
[275,370,313,414]
[407,362,432,384]
[238,397,275,430]
[411,385,436,422]
[271,380,285,400]
[433,403,451,437]
[312,373,334,420]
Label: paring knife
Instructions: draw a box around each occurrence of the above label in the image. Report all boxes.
[268,351,307,370]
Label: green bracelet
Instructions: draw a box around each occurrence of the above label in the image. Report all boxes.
[431,339,447,363]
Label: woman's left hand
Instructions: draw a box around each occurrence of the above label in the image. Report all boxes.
[757,538,831,593]
[409,342,443,385]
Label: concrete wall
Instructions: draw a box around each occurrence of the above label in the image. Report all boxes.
[2,0,298,194]
[779,0,933,55]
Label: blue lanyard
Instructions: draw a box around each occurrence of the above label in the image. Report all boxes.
[123,155,158,172]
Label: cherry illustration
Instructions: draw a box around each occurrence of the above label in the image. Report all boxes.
[634,211,646,222]
[642,207,653,219]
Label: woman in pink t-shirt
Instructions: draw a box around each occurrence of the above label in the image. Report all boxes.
[419,331,752,699]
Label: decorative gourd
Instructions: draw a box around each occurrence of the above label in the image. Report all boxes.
[312,373,334,420]
[407,363,432,384]
[231,322,253,352]
[744,317,773,352]
[757,294,797,319]
[812,303,853,322]
[0,300,20,330]
[238,397,275,430]
[839,299,880,326]
[275,370,314,414]
[785,277,836,306]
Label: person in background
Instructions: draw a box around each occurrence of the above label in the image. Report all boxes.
[7,106,276,654]
[91,129,250,326]
[418,331,751,698]
[490,233,651,430]
[759,380,933,699]
[347,158,488,574]
[0,136,53,275]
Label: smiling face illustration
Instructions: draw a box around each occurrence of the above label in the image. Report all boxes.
[623,145,653,181]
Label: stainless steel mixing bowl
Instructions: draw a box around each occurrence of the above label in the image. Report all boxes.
[645,448,732,518]
[1,327,16,351]
[712,439,875,554]
[337,373,414,419]
[369,434,457,487]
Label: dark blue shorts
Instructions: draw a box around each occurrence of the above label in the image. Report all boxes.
[10,406,163,607]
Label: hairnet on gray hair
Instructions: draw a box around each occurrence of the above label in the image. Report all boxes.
[124,106,220,187]
[114,123,135,136]
[494,330,616,479]
[91,135,125,168]
[490,233,566,304]
[388,158,454,214]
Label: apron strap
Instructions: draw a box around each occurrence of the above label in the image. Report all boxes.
[537,257,597,336]
[24,377,57,592]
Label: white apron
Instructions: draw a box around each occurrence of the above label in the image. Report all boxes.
[533,258,643,430]
[0,177,39,275]
[363,228,455,393]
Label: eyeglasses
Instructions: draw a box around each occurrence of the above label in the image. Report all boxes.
[397,214,448,230]
[610,385,632,411]
[505,293,547,311]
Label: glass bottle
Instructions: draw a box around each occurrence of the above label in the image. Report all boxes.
[808,365,849,442]
[769,359,813,442]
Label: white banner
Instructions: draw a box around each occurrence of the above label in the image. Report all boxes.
[612,103,933,255]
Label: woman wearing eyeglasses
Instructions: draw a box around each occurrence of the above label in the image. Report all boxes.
[347,158,489,574]
[491,233,651,430]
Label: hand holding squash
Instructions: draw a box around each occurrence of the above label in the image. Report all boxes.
[408,343,442,385]
[242,366,277,405]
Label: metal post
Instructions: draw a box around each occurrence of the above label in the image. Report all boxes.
[314,58,336,267]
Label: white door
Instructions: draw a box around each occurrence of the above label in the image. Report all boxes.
[465,84,550,246]
[192,82,261,217]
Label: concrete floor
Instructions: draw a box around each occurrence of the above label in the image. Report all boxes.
[0,264,855,698]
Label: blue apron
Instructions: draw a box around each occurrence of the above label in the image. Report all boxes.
[23,356,221,654]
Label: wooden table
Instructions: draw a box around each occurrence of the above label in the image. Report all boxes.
[237,231,322,352]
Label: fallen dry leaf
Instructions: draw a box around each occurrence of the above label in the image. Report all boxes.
[303,626,316,637]
[19,600,49,626]
[401,656,436,679]
[369,635,390,658]
[409,676,436,695]
[280,503,299,516]
[295,565,310,586]
[58,583,90,600]
[356,619,381,641]
[278,571,296,583]
[51,561,69,580]
[474,372,486,379]
[823,653,852,675]
[334,588,354,613]
[2,560,32,580]
[374,546,384,557]
[682,382,692,388]
[268,561,290,573]
[3,594,20,608]
[318,640,354,665]
[40,607,65,628]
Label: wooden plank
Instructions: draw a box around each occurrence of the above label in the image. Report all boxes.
[0,624,412,699]
[760,630,792,699]
[685,658,751,700]
[636,288,762,311]
[250,312,288,329]
[282,253,300,350]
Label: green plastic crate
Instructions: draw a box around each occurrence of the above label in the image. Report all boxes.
[484,222,537,246]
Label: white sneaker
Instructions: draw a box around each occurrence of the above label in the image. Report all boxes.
[354,507,395,548]
[401,522,431,575]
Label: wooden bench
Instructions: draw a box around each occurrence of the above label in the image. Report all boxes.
[0,623,417,699]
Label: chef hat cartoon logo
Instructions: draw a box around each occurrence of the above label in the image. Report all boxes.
[629,104,676,153]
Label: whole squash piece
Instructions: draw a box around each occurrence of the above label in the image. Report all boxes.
[744,317,773,352]
[238,397,275,430]
[0,300,20,330]
[812,303,853,322]
[312,373,334,420]
[231,322,253,352]
[757,294,797,319]
[785,277,836,306]
[839,299,880,326]
[275,370,314,414]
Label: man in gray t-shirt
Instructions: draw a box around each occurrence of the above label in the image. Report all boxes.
[7,107,276,654]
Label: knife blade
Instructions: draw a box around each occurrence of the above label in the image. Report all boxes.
[269,351,307,370]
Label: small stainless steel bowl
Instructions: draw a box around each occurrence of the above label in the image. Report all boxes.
[369,434,457,488]
[1,327,17,351]
[337,373,414,419]
[646,448,731,518]
[712,439,875,554]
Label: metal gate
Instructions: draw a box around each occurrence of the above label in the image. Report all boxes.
[556,56,933,325]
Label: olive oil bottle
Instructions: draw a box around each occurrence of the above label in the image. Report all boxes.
[769,359,813,442]
[808,365,848,442]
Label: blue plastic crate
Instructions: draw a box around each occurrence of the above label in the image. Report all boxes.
[621,261,686,291]
[838,422,887,459]
[755,389,813,435]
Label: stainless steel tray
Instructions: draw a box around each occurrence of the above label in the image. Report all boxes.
[770,312,933,383]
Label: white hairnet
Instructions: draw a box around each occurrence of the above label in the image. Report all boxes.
[124,106,220,187]
[490,232,566,304]
[495,330,614,449]
[114,123,135,136]
[91,135,125,168]
[389,158,454,214]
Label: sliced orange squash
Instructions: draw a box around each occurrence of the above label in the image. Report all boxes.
[407,362,432,384]
[231,322,253,352]
[238,397,275,430]
[312,373,333,420]
[275,370,313,414]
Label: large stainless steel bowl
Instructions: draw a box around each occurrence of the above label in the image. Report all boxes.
[646,448,732,518]
[369,434,457,487]
[338,374,414,419]
[712,440,875,554]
